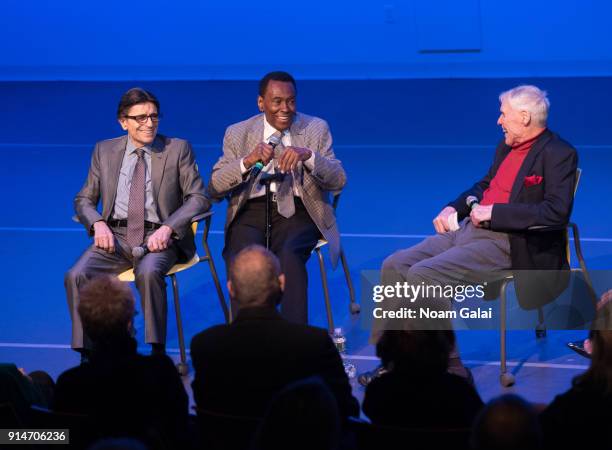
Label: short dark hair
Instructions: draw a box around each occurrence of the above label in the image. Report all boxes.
[258,71,297,97]
[376,329,455,373]
[117,87,160,119]
[78,276,135,342]
[229,245,282,308]
[471,394,542,450]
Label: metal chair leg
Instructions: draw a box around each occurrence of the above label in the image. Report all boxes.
[500,279,515,387]
[171,274,189,377]
[570,222,599,309]
[316,248,335,334]
[340,250,360,314]
[535,307,546,338]
[203,239,230,323]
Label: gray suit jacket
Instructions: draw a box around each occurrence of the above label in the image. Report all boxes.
[208,113,346,267]
[74,134,210,261]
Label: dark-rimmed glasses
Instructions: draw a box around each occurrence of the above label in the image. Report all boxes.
[123,113,161,124]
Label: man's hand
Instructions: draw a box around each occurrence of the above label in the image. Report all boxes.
[470,204,493,227]
[278,146,312,173]
[433,206,457,234]
[93,221,115,253]
[147,225,173,252]
[244,142,274,169]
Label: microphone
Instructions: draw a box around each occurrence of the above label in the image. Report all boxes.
[132,245,150,259]
[251,134,282,178]
[466,196,491,229]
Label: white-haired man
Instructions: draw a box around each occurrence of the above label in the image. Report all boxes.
[361,85,578,385]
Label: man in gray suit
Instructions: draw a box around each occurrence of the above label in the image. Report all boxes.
[65,88,210,356]
[208,71,346,324]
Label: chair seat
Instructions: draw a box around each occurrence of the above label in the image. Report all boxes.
[117,254,200,282]
[313,238,328,251]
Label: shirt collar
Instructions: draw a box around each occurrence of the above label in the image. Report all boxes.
[126,136,152,155]
[263,116,288,143]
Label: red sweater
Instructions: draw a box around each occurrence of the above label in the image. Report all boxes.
[481,131,544,206]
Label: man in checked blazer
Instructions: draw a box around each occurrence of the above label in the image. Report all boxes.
[208,71,346,324]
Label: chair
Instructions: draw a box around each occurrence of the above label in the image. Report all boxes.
[492,168,598,386]
[0,402,22,428]
[195,408,262,450]
[313,193,360,334]
[348,417,471,450]
[117,211,229,376]
[29,405,97,448]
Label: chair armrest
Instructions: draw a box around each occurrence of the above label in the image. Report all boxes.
[526,223,568,232]
[191,211,214,223]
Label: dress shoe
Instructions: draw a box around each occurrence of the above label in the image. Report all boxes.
[357,365,388,387]
[151,343,166,356]
[78,349,91,365]
[567,340,591,359]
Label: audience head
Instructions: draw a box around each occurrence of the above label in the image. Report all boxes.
[257,71,297,131]
[471,394,542,450]
[78,276,135,344]
[88,438,149,450]
[497,85,549,146]
[376,329,455,373]
[228,245,285,309]
[574,299,612,394]
[252,376,341,450]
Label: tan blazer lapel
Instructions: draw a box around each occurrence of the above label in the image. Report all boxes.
[290,114,307,186]
[151,135,168,204]
[245,115,264,157]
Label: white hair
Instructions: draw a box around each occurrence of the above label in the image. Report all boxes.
[499,85,550,127]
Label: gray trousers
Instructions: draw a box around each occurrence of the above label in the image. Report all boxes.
[382,219,512,288]
[65,226,179,349]
[376,220,512,366]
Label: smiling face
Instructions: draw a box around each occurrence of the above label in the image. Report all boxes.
[257,80,296,131]
[118,102,158,148]
[497,99,530,147]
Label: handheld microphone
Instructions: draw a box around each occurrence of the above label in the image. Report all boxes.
[466,196,491,229]
[251,134,281,179]
[132,245,150,259]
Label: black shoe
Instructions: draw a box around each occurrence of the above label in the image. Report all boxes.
[448,358,475,387]
[78,349,91,365]
[151,343,166,356]
[358,365,388,387]
[567,340,591,359]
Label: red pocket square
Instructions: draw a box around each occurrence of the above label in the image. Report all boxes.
[524,174,543,187]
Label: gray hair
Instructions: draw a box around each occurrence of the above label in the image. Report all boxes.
[499,85,550,127]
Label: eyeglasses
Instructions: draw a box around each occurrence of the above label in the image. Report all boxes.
[123,113,161,124]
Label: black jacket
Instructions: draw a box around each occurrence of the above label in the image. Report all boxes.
[190,306,359,419]
[449,129,578,309]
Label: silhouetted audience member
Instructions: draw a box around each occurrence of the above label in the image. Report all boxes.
[540,301,612,449]
[471,394,542,450]
[190,244,358,420]
[53,276,188,450]
[0,363,53,425]
[88,438,149,450]
[252,377,342,450]
[362,329,483,428]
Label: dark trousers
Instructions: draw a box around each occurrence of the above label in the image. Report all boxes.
[223,197,321,324]
[65,226,179,349]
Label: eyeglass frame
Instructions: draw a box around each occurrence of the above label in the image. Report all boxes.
[123,113,162,124]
